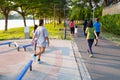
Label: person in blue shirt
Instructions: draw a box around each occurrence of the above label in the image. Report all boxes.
[93,18,101,46]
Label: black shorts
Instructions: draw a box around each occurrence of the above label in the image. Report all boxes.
[95,32,100,38]
[96,32,100,37]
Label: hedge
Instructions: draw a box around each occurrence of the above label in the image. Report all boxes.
[100,14,120,35]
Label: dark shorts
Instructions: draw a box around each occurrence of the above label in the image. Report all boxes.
[70,27,74,34]
[96,32,100,37]
[95,32,100,39]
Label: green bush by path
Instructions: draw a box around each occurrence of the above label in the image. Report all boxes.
[101,32,120,45]
[100,14,120,35]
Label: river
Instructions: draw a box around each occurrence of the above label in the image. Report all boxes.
[0,19,39,30]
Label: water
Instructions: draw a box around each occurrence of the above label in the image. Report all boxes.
[0,19,39,30]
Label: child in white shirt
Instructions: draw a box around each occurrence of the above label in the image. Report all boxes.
[75,26,78,37]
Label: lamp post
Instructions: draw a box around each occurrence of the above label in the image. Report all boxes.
[64,4,67,39]
[92,3,96,22]
[92,7,95,21]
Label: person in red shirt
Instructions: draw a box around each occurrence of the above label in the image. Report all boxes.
[69,19,75,35]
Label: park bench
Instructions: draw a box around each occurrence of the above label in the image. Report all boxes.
[0,42,12,47]
[16,60,33,80]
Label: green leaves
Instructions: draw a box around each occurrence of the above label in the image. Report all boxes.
[100,14,120,35]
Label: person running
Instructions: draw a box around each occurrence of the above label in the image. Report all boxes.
[32,19,49,64]
[83,20,88,38]
[31,24,38,55]
[93,18,101,46]
[85,20,98,58]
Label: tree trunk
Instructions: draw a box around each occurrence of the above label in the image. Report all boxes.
[32,13,35,26]
[89,0,93,8]
[22,13,27,27]
[4,14,8,31]
[53,4,56,27]
[104,0,107,6]
[58,17,61,24]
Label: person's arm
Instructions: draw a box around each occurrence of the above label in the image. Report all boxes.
[100,22,102,33]
[44,28,50,46]
[32,30,38,42]
[94,31,98,39]
[46,37,50,46]
[85,28,88,39]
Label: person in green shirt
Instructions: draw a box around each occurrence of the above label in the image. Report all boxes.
[86,20,98,58]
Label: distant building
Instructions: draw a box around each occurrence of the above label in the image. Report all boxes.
[104,0,120,7]
[102,0,120,16]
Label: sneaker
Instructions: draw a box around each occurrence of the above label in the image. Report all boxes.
[95,43,97,46]
[87,49,89,53]
[89,54,93,58]
[32,54,36,62]
[37,60,41,64]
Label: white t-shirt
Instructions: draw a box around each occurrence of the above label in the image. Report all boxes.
[34,26,48,47]
[75,28,78,34]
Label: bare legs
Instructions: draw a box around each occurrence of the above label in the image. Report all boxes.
[34,43,37,55]
[37,47,45,60]
[95,38,98,46]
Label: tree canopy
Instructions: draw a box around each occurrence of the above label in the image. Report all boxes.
[68,0,104,20]
[0,0,106,31]
[0,0,67,31]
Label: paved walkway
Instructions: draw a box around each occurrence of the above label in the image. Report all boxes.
[74,28,120,80]
[0,39,81,80]
[0,28,120,80]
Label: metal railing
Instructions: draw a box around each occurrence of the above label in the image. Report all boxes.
[0,42,12,47]
[16,60,33,80]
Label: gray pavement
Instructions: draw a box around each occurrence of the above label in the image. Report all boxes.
[74,28,120,80]
[0,28,120,80]
[0,39,81,80]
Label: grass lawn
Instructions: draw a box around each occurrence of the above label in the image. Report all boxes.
[101,32,120,45]
[0,23,66,40]
[0,27,24,40]
[1,23,120,46]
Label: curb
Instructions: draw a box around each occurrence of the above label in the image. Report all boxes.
[72,40,92,80]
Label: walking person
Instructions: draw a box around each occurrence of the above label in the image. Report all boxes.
[83,20,88,38]
[85,20,98,58]
[31,24,38,55]
[32,19,49,64]
[93,18,101,46]
[69,19,75,36]
[74,25,78,38]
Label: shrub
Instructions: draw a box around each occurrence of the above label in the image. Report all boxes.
[100,14,120,35]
